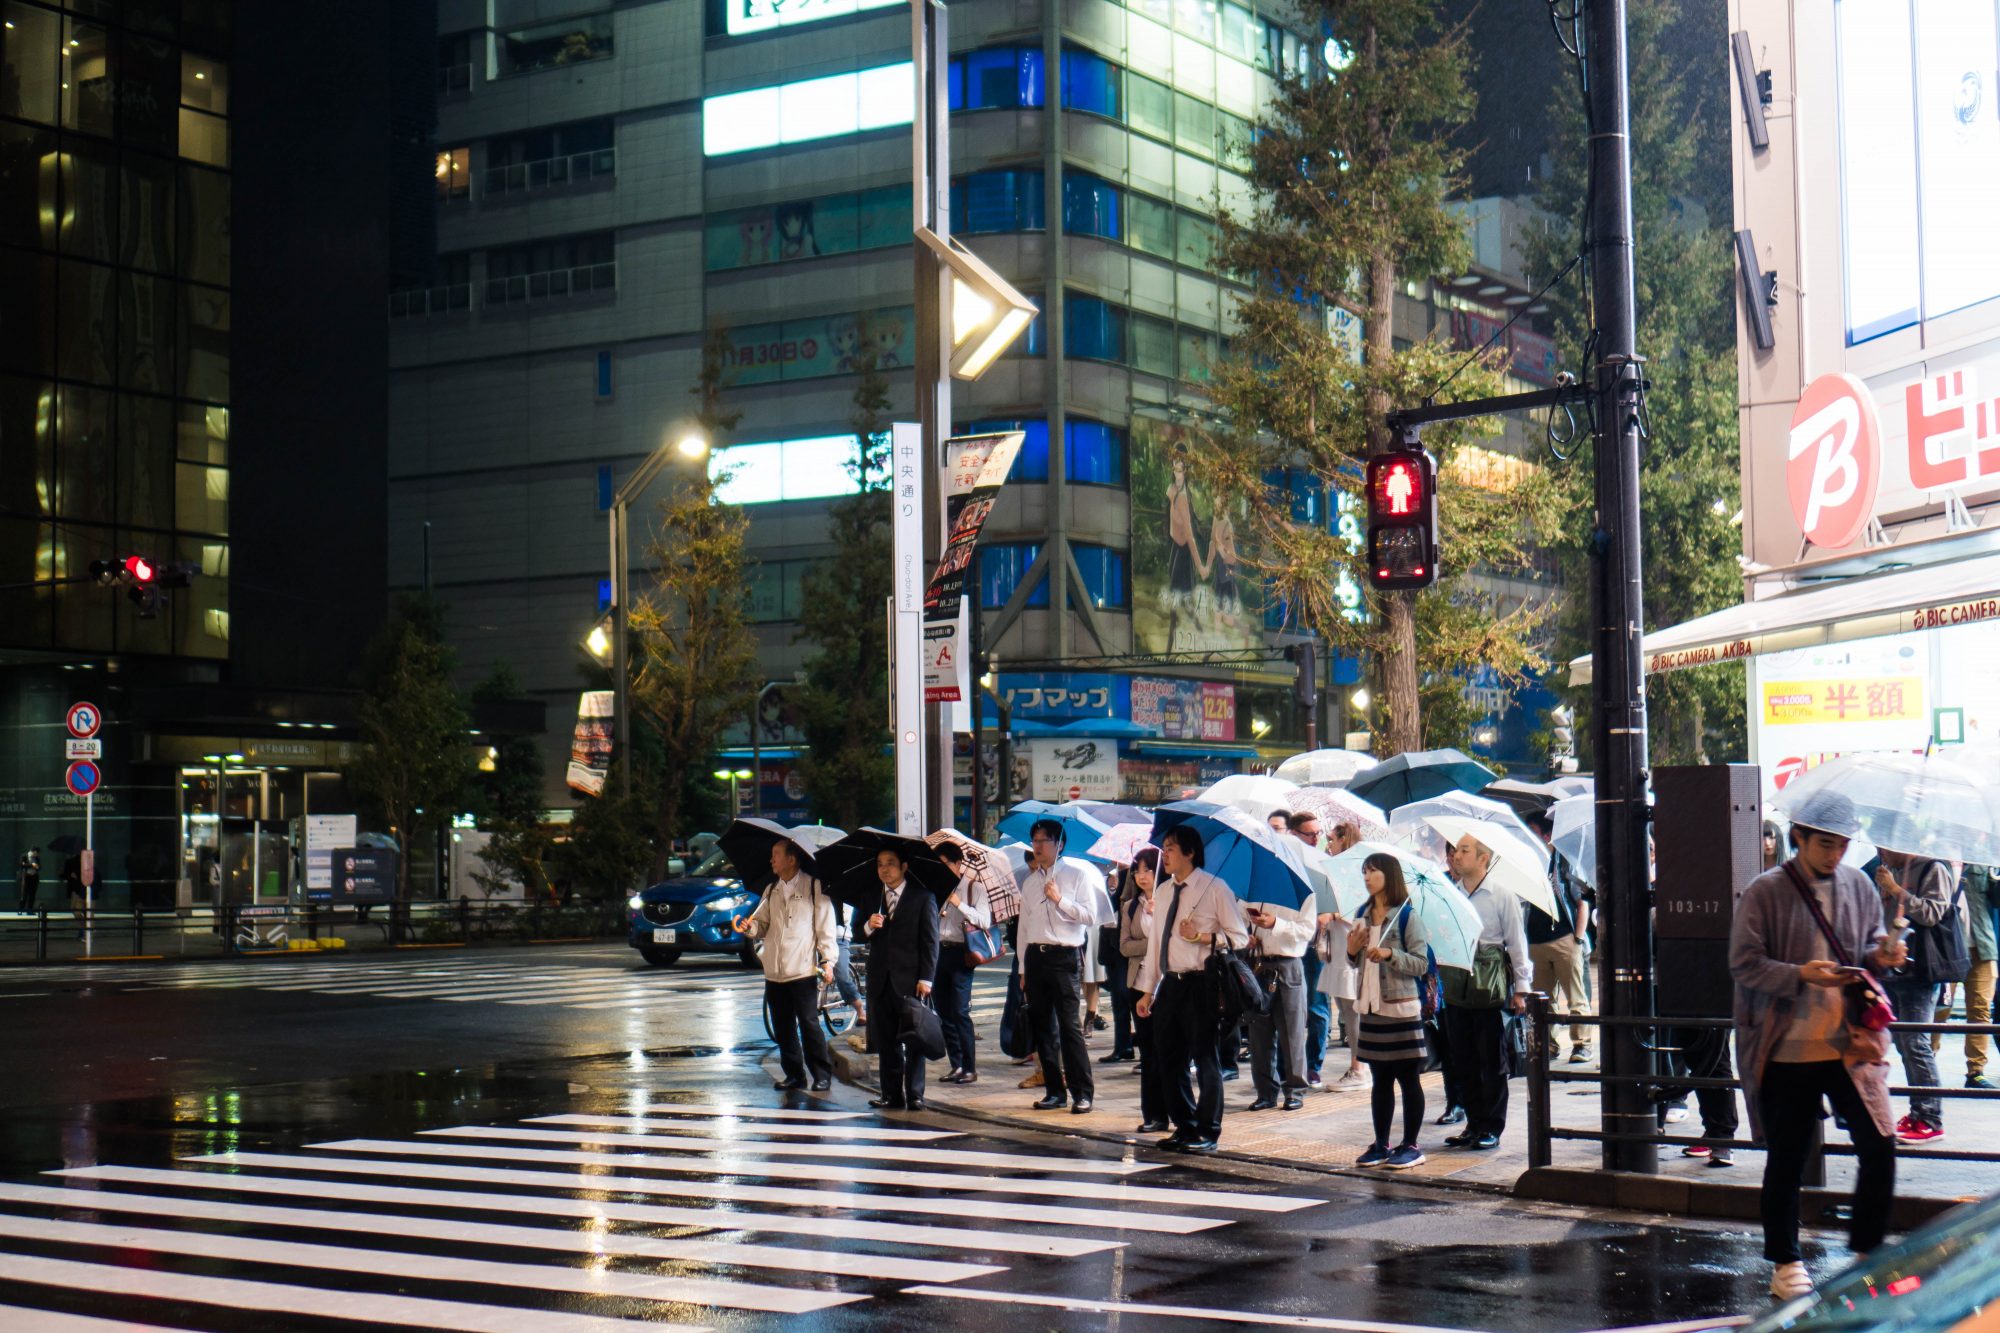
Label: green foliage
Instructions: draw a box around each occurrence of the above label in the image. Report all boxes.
[467,664,545,828]
[1528,0,1746,766]
[791,326,895,830]
[348,595,474,900]
[558,788,658,903]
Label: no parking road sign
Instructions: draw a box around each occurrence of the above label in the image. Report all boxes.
[65,760,102,797]
[66,701,102,739]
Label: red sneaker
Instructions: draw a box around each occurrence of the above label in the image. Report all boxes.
[1896,1119,1944,1144]
[1893,1115,1919,1138]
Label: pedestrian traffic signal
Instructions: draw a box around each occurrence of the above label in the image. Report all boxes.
[1364,447,1439,590]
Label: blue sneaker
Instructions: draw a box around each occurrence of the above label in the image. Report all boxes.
[1384,1144,1426,1170]
[1356,1142,1391,1167]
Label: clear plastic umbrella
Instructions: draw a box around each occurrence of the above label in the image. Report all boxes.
[1199,774,1303,821]
[1549,794,1597,887]
[1287,787,1392,842]
[1772,752,2000,864]
[1272,748,1377,787]
[1317,841,1482,971]
[1389,791,1540,853]
[1422,814,1557,917]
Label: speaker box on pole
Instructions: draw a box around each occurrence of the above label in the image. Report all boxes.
[1652,764,1764,1018]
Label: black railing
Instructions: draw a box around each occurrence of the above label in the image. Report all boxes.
[1525,995,2000,1169]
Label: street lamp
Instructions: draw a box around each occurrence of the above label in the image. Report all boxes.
[914,226,1038,379]
[712,767,754,817]
[581,614,613,666]
[607,423,711,795]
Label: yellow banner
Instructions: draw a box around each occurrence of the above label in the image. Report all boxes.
[1762,677,1924,726]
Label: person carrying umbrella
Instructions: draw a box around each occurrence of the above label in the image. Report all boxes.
[1346,852,1432,1170]
[1440,832,1532,1151]
[1014,818,1097,1113]
[862,846,940,1110]
[1729,791,1904,1303]
[1243,888,1314,1113]
[931,840,994,1085]
[1134,824,1249,1154]
[731,838,837,1092]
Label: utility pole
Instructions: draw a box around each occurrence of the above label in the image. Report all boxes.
[1584,0,1657,1174]
[912,0,953,833]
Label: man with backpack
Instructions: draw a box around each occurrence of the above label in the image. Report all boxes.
[1873,848,1968,1143]
[1523,811,1594,1065]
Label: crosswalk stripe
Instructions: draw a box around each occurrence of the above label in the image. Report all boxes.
[627,1103,871,1121]
[0,1212,861,1314]
[0,1181,1000,1285]
[519,1115,961,1142]
[898,1285,1479,1332]
[0,1304,186,1332]
[53,1164,1118,1259]
[308,1137,1318,1212]
[188,1151,1218,1234]
[0,1251,706,1333]
[441,1123,1159,1175]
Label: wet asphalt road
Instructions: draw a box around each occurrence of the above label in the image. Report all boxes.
[0,945,1786,1331]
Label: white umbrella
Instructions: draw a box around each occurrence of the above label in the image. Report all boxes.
[1423,814,1557,916]
[1286,787,1392,842]
[1774,752,2000,864]
[1085,824,1156,865]
[1549,794,1596,886]
[787,825,848,854]
[1390,791,1540,855]
[1272,748,1377,787]
[1199,773,1303,821]
[1547,775,1595,799]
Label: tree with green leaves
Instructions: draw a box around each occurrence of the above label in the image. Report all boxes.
[348,595,474,902]
[467,663,552,901]
[790,325,895,831]
[627,326,760,878]
[1197,0,1560,754]
[1527,1,1745,765]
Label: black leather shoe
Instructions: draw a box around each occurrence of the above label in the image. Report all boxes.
[945,1068,963,1082]
[1031,1094,1068,1110]
[1470,1132,1501,1150]
[1156,1133,1190,1151]
[950,1070,979,1084]
[868,1096,905,1110]
[1443,1130,1477,1147]
[1435,1106,1466,1126]
[1098,1050,1135,1064]
[1179,1138,1220,1154]
[810,1078,831,1091]
[1246,1097,1277,1112]
[906,1098,927,1112]
[1071,1099,1093,1114]
[774,1079,806,1091]
[1282,1096,1305,1111]
[1137,1120,1171,1134]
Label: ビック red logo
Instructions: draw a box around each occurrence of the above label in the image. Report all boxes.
[1787,373,1882,549]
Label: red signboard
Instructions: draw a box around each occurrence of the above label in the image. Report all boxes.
[1787,373,1882,549]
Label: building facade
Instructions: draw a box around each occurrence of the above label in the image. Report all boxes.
[391,0,1559,827]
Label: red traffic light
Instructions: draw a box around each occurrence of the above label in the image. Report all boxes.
[1367,455,1427,520]
[1364,448,1439,591]
[123,555,156,583]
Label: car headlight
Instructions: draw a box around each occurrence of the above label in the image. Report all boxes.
[627,895,645,911]
[709,893,752,916]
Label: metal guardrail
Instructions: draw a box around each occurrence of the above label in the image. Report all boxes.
[0,901,626,962]
[484,148,615,196]
[1524,995,2000,1170]
[484,262,617,304]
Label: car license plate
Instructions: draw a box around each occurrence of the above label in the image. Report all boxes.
[652,928,679,944]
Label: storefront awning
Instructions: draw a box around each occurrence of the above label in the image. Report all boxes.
[1568,550,2000,686]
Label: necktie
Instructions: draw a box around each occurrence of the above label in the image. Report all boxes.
[885,887,900,920]
[1157,878,1185,978]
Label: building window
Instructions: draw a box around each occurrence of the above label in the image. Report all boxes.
[438,31,475,92]
[1060,49,1122,119]
[953,169,1044,235]
[1127,192,1176,260]
[949,47,1044,111]
[1179,327,1219,382]
[964,419,1050,482]
[1073,543,1129,609]
[704,62,913,156]
[1125,72,1172,140]
[1065,419,1125,486]
[484,233,616,304]
[1177,212,1217,270]
[2,2,61,125]
[596,464,614,509]
[1062,173,1121,241]
[980,543,1047,609]
[711,435,864,504]
[389,254,472,319]
[1065,293,1127,363]
[1131,313,1176,377]
[1173,92,1214,158]
[706,184,908,270]
[435,146,470,201]
[595,350,614,398]
[486,118,615,195]
[496,13,614,79]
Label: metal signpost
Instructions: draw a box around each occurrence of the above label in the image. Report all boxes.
[65,703,102,955]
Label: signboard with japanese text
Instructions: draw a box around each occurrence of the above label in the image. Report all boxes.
[304,814,358,892]
[993,673,1125,723]
[920,432,1023,705]
[922,602,971,704]
[326,848,397,906]
[724,0,898,36]
[1025,737,1120,801]
[722,307,916,386]
[565,691,614,797]
[1750,637,1931,786]
[1129,677,1236,742]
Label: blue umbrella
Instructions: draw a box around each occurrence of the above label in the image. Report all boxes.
[1346,748,1500,812]
[1149,800,1319,910]
[996,800,1115,862]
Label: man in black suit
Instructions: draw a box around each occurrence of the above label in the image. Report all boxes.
[864,847,940,1110]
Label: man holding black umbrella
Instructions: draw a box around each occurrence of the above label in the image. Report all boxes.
[864,848,940,1110]
[732,839,837,1092]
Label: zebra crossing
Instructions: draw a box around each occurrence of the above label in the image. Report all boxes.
[0,1094,1325,1329]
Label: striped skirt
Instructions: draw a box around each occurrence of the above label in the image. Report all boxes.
[1356,1011,1429,1065]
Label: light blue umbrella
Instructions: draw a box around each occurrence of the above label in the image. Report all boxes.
[996,800,1117,863]
[1149,800,1320,910]
[1318,842,1480,971]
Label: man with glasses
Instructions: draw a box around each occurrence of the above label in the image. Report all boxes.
[1014,818,1096,1113]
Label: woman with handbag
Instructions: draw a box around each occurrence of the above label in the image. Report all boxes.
[933,842,993,1085]
[1346,854,1432,1170]
[1730,790,1907,1303]
[1120,848,1171,1133]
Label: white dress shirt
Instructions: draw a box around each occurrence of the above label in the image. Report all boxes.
[1247,901,1314,959]
[1463,874,1534,995]
[1013,858,1093,971]
[940,870,992,944]
[740,872,836,984]
[1135,867,1250,996]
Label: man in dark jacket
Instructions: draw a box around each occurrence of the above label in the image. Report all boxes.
[864,847,940,1110]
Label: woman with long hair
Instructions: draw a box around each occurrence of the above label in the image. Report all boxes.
[1346,853,1432,1169]
[1119,847,1170,1133]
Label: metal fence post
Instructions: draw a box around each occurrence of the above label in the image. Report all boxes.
[132,909,143,956]
[1526,991,1553,1169]
[35,910,46,961]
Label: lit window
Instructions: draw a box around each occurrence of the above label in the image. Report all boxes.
[1073,544,1129,609]
[724,0,900,38]
[704,62,914,156]
[710,435,866,504]
[980,544,1048,609]
[435,146,470,200]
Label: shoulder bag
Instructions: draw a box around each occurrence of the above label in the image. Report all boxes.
[1207,943,1270,1022]
[1395,903,1445,1022]
[1782,861,1896,1033]
[1900,860,1971,988]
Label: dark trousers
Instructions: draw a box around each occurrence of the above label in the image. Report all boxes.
[1157,972,1223,1140]
[1108,962,1136,1057]
[874,991,927,1104]
[935,943,978,1074]
[1657,1026,1740,1140]
[1302,948,1331,1073]
[1758,1059,1896,1263]
[1133,1000,1169,1125]
[766,976,831,1085]
[1218,1015,1243,1075]
[1025,945,1092,1101]
[1442,1005,1509,1135]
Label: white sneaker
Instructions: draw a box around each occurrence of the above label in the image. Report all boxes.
[1335,1067,1368,1089]
[1769,1262,1813,1302]
[1664,1105,1690,1124]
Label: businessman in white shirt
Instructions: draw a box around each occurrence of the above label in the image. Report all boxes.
[1014,818,1096,1113]
[1244,898,1314,1111]
[1136,825,1249,1152]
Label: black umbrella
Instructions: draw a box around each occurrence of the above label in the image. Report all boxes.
[716,818,844,892]
[1346,748,1500,811]
[813,828,959,914]
[1482,778,1566,816]
[45,835,84,855]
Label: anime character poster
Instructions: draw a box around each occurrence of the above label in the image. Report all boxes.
[1130,415,1262,653]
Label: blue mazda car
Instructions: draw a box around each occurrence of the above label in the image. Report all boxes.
[626,847,763,968]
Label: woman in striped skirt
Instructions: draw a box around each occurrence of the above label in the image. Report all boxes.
[1346,853,1432,1170]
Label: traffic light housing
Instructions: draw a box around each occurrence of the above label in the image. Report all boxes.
[1364,447,1439,591]
[86,554,192,617]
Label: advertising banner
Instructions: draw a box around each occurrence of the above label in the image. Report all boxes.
[565,690,614,797]
[993,673,1125,723]
[923,602,970,704]
[1130,415,1263,654]
[724,307,916,386]
[1025,737,1121,801]
[303,814,357,892]
[1129,677,1236,741]
[1117,756,1203,805]
[920,432,1022,704]
[327,848,397,906]
[1751,637,1931,788]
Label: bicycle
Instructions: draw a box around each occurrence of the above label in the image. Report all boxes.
[761,943,865,1040]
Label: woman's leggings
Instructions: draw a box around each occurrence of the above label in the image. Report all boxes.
[1370,1058,1426,1146]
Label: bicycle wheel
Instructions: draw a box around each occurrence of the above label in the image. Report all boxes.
[820,980,858,1036]
[762,993,778,1043]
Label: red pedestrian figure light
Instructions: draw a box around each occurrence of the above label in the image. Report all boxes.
[1384,463,1414,514]
[1364,447,1438,591]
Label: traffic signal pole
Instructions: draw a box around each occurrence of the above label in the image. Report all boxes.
[1583,0,1657,1175]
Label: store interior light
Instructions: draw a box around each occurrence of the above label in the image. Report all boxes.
[916,226,1037,380]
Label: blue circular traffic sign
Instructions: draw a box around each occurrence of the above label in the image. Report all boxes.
[65,760,102,797]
